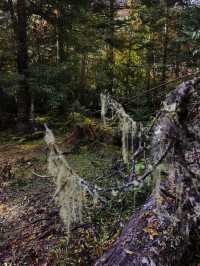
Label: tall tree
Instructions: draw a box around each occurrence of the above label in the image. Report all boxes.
[107,0,115,93]
[8,0,32,133]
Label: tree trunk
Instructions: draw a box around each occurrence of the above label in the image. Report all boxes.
[80,54,87,90]
[8,0,32,133]
[16,0,32,133]
[107,0,115,93]
[56,18,65,63]
[95,77,200,266]
[161,4,169,85]
[57,23,65,62]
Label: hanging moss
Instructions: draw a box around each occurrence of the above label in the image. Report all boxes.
[100,93,138,164]
[44,125,84,240]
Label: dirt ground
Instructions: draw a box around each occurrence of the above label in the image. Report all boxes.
[0,140,69,265]
[0,137,121,266]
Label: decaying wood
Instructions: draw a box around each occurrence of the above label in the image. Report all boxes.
[95,78,200,266]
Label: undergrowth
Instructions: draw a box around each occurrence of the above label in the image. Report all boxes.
[0,125,151,265]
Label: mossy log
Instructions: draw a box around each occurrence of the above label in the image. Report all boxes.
[95,78,200,266]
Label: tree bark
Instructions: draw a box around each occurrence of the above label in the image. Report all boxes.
[57,22,65,63]
[16,0,32,133]
[95,77,200,266]
[106,0,115,93]
[8,0,32,133]
[161,4,169,85]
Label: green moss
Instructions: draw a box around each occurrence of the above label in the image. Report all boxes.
[11,178,29,187]
[135,161,145,175]
[35,116,50,125]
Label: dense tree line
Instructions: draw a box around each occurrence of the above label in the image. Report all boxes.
[0,0,199,132]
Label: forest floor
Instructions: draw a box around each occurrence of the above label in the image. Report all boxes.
[0,129,130,266]
[0,138,64,265]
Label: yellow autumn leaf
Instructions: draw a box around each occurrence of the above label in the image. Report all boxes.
[143,227,159,240]
[0,203,7,212]
[28,235,35,241]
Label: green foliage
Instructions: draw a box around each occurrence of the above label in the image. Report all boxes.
[0,0,199,123]
[135,161,145,175]
[183,5,200,58]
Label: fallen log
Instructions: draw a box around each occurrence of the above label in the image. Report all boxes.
[95,78,200,266]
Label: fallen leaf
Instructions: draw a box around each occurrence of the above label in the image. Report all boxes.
[124,249,136,255]
[143,227,159,240]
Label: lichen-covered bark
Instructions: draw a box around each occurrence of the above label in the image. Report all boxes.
[95,78,200,266]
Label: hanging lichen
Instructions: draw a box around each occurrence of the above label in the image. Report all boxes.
[44,124,84,239]
[100,93,137,164]
[100,93,107,126]
[121,115,129,164]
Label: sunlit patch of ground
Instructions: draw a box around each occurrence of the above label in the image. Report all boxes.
[0,141,45,164]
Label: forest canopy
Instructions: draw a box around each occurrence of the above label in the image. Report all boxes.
[0,0,200,130]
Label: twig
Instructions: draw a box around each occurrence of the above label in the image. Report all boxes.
[3,217,53,233]
[120,71,200,103]
[32,171,52,178]
[97,141,173,193]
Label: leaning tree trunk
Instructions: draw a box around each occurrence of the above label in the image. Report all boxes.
[95,77,200,266]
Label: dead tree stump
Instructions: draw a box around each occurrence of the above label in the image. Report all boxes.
[95,78,200,266]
